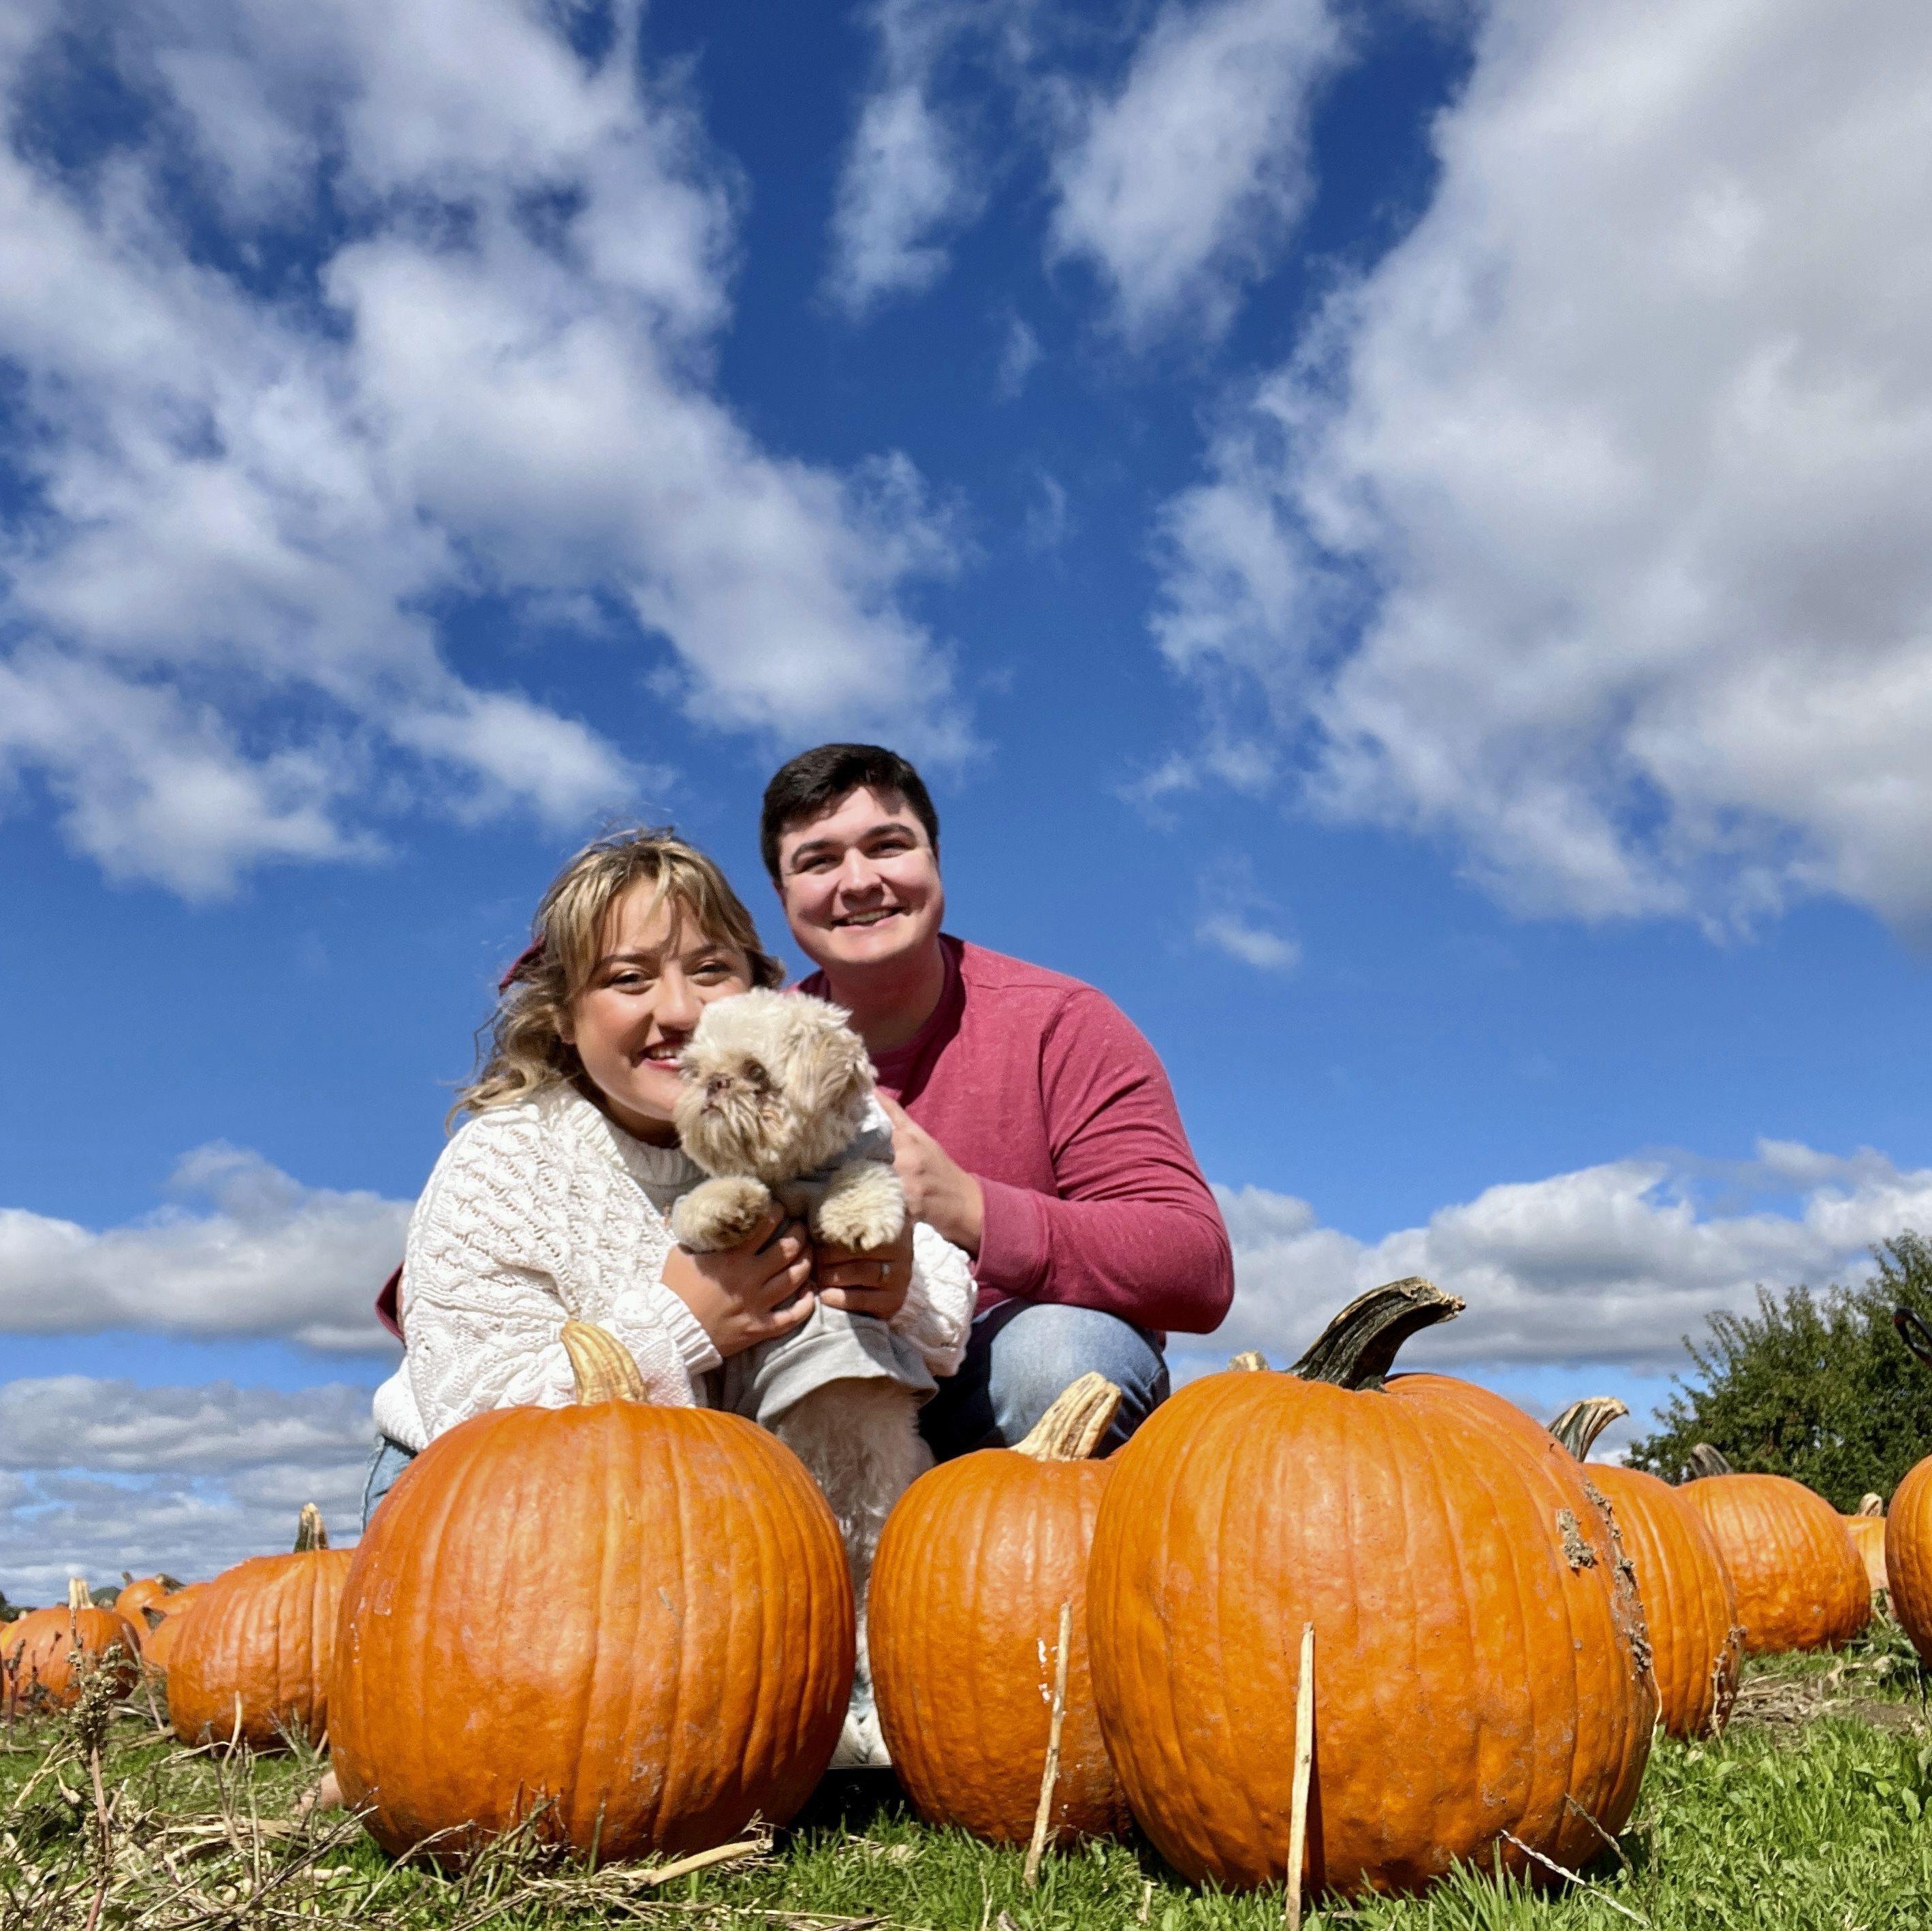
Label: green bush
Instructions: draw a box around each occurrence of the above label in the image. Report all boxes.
[1628,1231,1932,1507]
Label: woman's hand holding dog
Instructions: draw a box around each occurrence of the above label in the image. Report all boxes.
[814,1219,913,1320]
[661,1207,817,1358]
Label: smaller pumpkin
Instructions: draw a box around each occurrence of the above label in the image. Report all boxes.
[113,1572,183,1638]
[1,1579,140,1712]
[140,1583,209,1676]
[871,1372,1133,1847]
[168,1505,352,1749]
[1549,1397,1741,1738]
[1679,1450,1869,1653]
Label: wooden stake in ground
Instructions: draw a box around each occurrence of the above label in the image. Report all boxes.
[1284,1621,1315,1931]
[1023,1599,1073,1890]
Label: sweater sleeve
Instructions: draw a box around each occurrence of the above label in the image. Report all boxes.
[889,1221,975,1377]
[400,1117,714,1443]
[970,989,1234,1334]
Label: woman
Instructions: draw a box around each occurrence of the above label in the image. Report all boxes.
[362,829,972,1764]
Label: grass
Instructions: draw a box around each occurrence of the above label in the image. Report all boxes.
[4,1627,1929,1931]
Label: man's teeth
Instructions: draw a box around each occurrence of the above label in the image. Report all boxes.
[841,909,898,925]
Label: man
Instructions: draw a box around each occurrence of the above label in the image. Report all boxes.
[762,742,1233,1456]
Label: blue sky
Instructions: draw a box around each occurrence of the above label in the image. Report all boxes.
[5,0,1931,1599]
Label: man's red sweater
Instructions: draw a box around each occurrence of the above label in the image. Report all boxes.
[800,935,1233,1335]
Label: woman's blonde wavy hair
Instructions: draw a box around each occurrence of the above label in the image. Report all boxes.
[454,828,785,1124]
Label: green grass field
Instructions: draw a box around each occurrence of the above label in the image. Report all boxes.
[5,1628,1929,1931]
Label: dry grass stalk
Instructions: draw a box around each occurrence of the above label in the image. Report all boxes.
[1284,1621,1314,1931]
[1022,1599,1073,1891]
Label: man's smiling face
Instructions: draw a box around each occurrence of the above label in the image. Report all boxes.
[774,784,945,976]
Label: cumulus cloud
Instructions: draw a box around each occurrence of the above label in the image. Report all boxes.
[0,0,963,899]
[0,1377,370,1603]
[1049,0,1344,340]
[1184,1140,1932,1377]
[1194,856,1299,971]
[1152,0,1932,929]
[0,1145,405,1352]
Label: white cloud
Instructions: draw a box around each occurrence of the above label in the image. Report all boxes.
[0,1145,406,1352]
[1049,0,1344,340]
[1186,1140,1932,1377]
[0,1,964,899]
[0,1378,371,1603]
[996,314,1042,399]
[1197,912,1299,972]
[827,0,991,315]
[1152,0,1932,929]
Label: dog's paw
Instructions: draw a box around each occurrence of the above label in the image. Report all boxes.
[671,1176,774,1253]
[812,1161,907,1251]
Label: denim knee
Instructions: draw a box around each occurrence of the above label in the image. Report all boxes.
[984,1303,1169,1453]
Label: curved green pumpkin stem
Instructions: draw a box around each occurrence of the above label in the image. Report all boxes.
[1895,1307,1932,1371]
[294,1503,329,1553]
[1549,1396,1628,1463]
[1686,1443,1734,1479]
[1288,1277,1463,1392]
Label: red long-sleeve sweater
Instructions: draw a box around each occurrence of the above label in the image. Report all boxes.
[800,936,1233,1336]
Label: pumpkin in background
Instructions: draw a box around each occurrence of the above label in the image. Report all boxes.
[1,1579,140,1712]
[871,1373,1132,1847]
[167,1506,351,1749]
[1679,1449,1869,1653]
[1550,1397,1741,1737]
[140,1584,209,1675]
[1887,1459,1932,1662]
[331,1322,855,1865]
[113,1572,183,1640]
[1086,1280,1656,1898]
[1843,1496,1888,1595]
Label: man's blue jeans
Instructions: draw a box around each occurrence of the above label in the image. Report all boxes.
[918,1299,1170,1461]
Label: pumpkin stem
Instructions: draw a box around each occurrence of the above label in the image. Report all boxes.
[1895,1307,1932,1370]
[1015,1373,1123,1461]
[1857,1493,1884,1517]
[294,1504,329,1553]
[561,1320,649,1405]
[1549,1396,1628,1463]
[67,1577,91,1614]
[1686,1443,1733,1479]
[1228,1350,1270,1372]
[1288,1277,1463,1392]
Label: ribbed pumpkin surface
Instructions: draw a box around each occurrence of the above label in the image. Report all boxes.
[2,1599,140,1709]
[167,1550,352,1748]
[1886,1458,1932,1663]
[1680,1475,1869,1653]
[871,1451,1128,1845]
[1589,1465,1739,1736]
[142,1584,208,1675]
[330,1398,855,1864]
[1087,1366,1656,1896]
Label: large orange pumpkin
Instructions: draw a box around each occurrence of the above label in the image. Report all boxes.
[870,1372,1132,1847]
[1843,1496,1888,1595]
[167,1506,352,1749]
[140,1583,209,1676]
[1887,1458,1932,1663]
[1087,1280,1656,1898]
[1549,1397,1741,1738]
[1679,1451,1869,1653]
[330,1322,855,1864]
[1,1579,140,1712]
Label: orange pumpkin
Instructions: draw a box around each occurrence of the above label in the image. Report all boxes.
[140,1583,209,1676]
[167,1506,352,1749]
[1,1579,140,1712]
[1087,1280,1656,1898]
[1549,1397,1741,1738]
[1679,1451,1869,1653]
[330,1322,855,1865]
[1843,1496,1888,1595]
[113,1572,183,1637]
[871,1373,1132,1847]
[1887,1458,1932,1663]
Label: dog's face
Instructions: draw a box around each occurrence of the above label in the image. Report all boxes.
[673,989,874,1182]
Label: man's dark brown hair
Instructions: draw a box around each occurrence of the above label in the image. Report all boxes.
[760,744,940,879]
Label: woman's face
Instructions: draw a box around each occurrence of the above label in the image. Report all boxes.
[559,883,755,1145]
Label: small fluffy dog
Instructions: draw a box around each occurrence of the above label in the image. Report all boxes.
[672,988,931,1769]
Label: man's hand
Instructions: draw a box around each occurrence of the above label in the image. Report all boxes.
[814,1217,913,1320]
[878,1095,984,1256]
[660,1207,817,1358]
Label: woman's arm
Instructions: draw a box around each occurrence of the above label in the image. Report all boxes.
[889,1221,975,1378]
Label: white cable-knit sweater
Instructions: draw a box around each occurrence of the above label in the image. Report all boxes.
[370,1083,976,1452]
